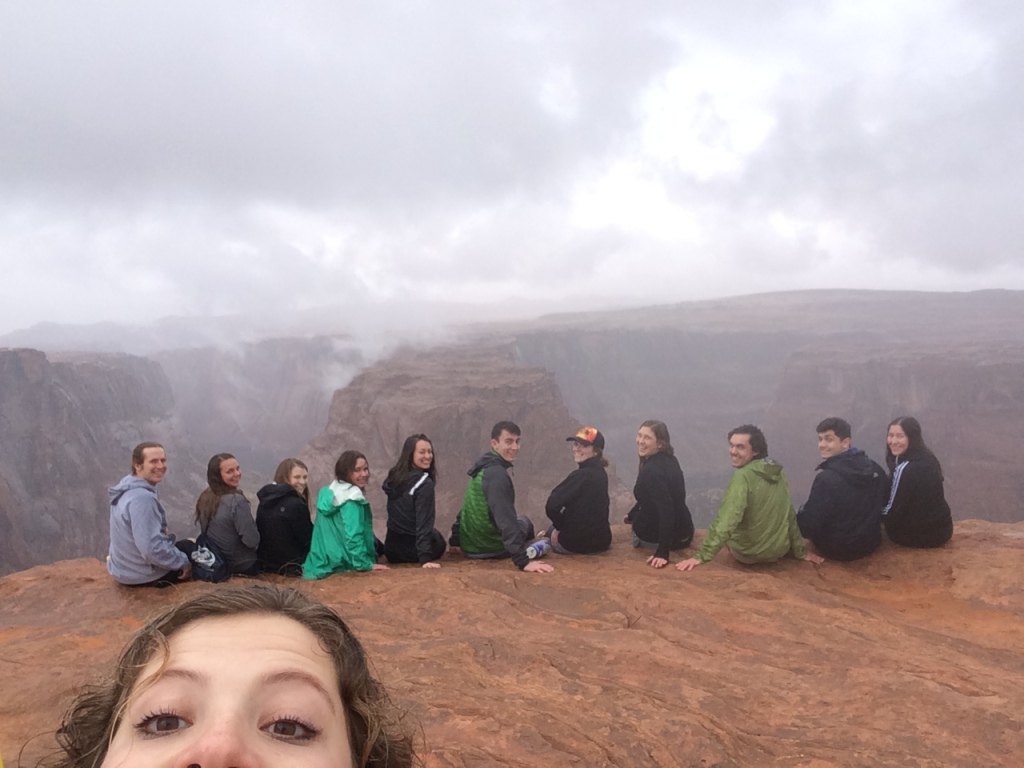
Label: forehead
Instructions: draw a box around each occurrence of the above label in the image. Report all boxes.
[817,430,842,440]
[414,440,432,450]
[353,457,369,468]
[637,426,656,438]
[888,424,907,435]
[139,447,165,463]
[729,433,752,447]
[149,613,338,686]
[496,430,520,442]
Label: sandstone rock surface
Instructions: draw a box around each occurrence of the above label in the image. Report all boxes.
[3,521,1023,767]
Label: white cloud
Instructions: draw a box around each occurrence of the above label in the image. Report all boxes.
[1,0,1023,336]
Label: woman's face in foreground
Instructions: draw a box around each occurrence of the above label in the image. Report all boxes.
[102,614,353,768]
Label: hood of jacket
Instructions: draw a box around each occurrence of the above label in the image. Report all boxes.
[328,480,366,507]
[257,482,303,506]
[747,457,784,484]
[819,448,885,487]
[382,471,430,500]
[466,450,511,479]
[108,475,156,505]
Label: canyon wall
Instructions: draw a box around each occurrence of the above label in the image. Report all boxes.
[300,344,634,537]
[763,342,1024,522]
[154,335,363,478]
[0,349,201,574]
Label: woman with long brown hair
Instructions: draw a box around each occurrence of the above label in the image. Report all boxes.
[626,420,695,569]
[195,452,260,575]
[303,450,388,579]
[382,434,447,567]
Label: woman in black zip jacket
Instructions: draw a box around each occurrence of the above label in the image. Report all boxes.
[626,419,695,569]
[382,434,447,568]
[883,416,953,548]
[544,426,612,554]
[255,457,314,576]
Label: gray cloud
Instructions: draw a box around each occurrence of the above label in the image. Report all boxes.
[1,1,1022,335]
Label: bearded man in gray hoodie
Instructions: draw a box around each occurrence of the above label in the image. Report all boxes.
[107,442,192,586]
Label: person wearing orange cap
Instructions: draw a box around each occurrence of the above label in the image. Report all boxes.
[543,426,613,554]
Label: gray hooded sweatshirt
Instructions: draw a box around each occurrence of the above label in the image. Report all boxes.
[107,474,188,584]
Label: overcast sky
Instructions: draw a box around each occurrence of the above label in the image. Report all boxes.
[1,1,1022,336]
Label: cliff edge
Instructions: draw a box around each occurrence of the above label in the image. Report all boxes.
[3,521,1023,767]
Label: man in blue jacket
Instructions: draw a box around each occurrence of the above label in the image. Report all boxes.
[797,417,888,561]
[107,442,193,586]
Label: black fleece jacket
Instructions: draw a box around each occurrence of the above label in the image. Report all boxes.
[545,455,612,554]
[883,448,953,548]
[255,483,313,576]
[383,471,439,565]
[797,448,886,561]
[628,452,695,560]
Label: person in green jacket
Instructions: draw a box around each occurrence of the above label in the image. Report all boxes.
[303,450,389,579]
[677,425,825,571]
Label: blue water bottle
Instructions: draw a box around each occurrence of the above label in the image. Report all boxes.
[526,539,552,559]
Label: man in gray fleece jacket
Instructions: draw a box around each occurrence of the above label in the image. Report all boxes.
[107,442,192,586]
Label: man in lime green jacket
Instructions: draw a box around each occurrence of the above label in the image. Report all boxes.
[677,425,825,571]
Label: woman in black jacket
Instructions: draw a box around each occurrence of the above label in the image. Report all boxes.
[544,426,612,554]
[255,458,314,576]
[883,416,953,548]
[383,434,447,568]
[627,420,695,569]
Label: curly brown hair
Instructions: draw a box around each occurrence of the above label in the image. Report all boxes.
[46,585,416,768]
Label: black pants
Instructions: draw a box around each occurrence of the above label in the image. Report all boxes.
[128,540,196,588]
[384,529,447,564]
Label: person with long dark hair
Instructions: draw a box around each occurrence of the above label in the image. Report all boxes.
[303,450,388,579]
[626,420,695,569]
[883,416,954,548]
[48,585,416,767]
[383,434,447,568]
[543,426,612,555]
[194,452,260,575]
[256,457,314,576]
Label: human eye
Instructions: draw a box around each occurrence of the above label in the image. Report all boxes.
[263,716,320,742]
[135,710,191,738]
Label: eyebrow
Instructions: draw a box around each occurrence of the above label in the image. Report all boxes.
[142,667,338,713]
[258,670,338,715]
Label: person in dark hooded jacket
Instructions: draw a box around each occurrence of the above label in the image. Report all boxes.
[382,434,447,567]
[882,416,953,548]
[797,417,887,561]
[256,458,314,576]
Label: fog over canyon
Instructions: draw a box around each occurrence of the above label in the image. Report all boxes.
[1,289,1021,575]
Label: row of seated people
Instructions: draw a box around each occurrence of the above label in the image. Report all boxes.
[106,415,953,586]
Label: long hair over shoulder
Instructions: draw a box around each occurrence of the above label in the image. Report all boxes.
[194,452,244,529]
[385,434,437,490]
